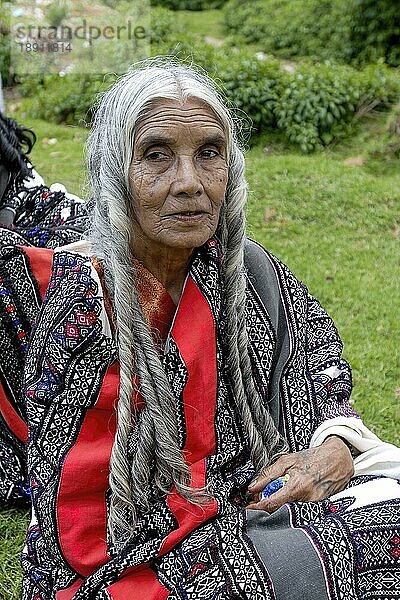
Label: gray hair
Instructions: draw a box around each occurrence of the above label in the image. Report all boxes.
[87,58,288,547]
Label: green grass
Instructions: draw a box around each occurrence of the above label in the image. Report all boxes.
[11,113,89,196]
[2,97,399,600]
[0,506,29,599]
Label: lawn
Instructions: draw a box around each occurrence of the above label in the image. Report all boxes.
[245,136,400,445]
[1,33,399,600]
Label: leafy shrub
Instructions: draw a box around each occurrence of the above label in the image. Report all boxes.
[274,63,400,152]
[223,0,400,67]
[150,0,228,10]
[346,0,400,67]
[19,74,112,125]
[275,65,400,152]
[212,55,282,134]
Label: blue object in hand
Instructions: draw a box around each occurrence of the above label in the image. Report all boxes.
[260,474,290,500]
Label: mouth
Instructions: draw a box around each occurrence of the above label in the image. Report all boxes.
[167,210,208,222]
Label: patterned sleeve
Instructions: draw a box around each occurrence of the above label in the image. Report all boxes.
[23,250,106,435]
[21,250,115,599]
[243,239,361,451]
[305,292,360,427]
[0,167,88,248]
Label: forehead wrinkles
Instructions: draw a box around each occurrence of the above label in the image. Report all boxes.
[135,102,226,142]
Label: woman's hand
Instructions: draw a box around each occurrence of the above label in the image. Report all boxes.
[246,435,354,512]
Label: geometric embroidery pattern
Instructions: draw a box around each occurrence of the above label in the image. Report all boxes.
[289,496,400,600]
[156,510,274,599]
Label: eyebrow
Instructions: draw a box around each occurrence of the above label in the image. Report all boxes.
[136,133,227,151]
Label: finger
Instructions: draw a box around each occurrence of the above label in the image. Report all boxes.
[246,475,309,512]
[246,491,286,512]
[247,457,291,493]
[243,490,258,505]
[246,501,267,511]
[249,483,300,513]
[262,486,298,512]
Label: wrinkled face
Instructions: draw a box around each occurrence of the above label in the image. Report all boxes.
[128,98,229,254]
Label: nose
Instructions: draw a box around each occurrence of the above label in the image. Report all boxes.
[170,155,203,197]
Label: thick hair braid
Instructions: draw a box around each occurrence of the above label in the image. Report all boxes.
[218,148,289,470]
[91,198,205,546]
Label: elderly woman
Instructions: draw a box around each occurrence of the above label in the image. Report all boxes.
[20,62,400,600]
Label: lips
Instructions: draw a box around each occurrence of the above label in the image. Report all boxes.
[176,211,204,216]
[168,210,208,223]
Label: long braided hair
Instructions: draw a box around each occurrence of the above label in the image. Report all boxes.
[87,59,288,547]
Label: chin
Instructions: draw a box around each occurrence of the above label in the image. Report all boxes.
[177,234,214,249]
[163,227,216,250]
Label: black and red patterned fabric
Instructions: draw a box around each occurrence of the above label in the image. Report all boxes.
[0,245,53,503]
[19,238,400,599]
[0,163,87,503]
[0,169,88,249]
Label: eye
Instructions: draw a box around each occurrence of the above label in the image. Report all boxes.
[145,150,170,161]
[198,147,220,159]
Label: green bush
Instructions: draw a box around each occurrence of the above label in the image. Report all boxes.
[150,0,228,10]
[223,0,400,67]
[274,63,400,152]
[346,0,400,67]
[213,55,281,134]
[20,74,111,125]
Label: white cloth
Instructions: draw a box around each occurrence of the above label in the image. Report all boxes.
[330,475,400,509]
[310,416,400,479]
[21,166,84,203]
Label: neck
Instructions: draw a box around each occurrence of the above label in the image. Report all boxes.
[131,239,194,306]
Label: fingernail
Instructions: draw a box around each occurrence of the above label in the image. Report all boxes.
[248,479,258,490]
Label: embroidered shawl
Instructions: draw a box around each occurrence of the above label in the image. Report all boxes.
[0,169,87,249]
[19,237,362,599]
